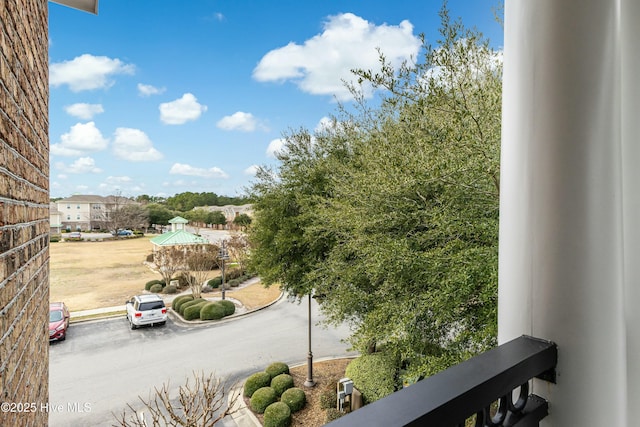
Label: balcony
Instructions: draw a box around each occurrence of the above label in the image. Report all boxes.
[326,335,557,427]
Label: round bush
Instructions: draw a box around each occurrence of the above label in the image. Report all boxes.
[271,374,294,397]
[244,372,271,398]
[263,402,291,427]
[280,387,306,412]
[163,284,178,294]
[179,298,206,316]
[145,279,164,291]
[265,362,289,379]
[200,302,225,320]
[172,295,194,311]
[183,301,207,320]
[250,387,277,414]
[345,352,399,404]
[207,277,221,288]
[149,283,163,293]
[218,299,236,316]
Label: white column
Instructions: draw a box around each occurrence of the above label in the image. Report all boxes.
[499,1,633,425]
[621,1,640,425]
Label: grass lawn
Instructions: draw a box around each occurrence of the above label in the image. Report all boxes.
[49,236,280,312]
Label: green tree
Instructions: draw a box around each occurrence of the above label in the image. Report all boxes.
[233,213,252,230]
[248,7,501,381]
[207,211,227,229]
[145,203,175,226]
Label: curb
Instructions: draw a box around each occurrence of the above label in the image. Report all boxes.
[69,292,284,325]
[167,292,285,327]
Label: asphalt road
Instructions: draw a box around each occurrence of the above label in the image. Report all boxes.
[49,297,355,426]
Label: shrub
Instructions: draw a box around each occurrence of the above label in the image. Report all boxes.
[250,387,277,414]
[145,279,164,291]
[50,235,60,243]
[173,272,194,288]
[280,387,306,412]
[163,284,178,294]
[171,295,193,311]
[319,390,336,410]
[217,299,235,316]
[149,283,163,293]
[179,298,206,316]
[146,253,154,263]
[207,277,221,288]
[345,352,399,404]
[263,402,291,427]
[200,302,225,320]
[244,372,272,398]
[183,301,207,321]
[270,374,294,397]
[325,408,344,423]
[228,278,241,287]
[265,362,289,379]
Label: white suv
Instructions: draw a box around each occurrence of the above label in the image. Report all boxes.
[126,294,167,329]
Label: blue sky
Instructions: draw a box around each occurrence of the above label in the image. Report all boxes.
[48,0,503,199]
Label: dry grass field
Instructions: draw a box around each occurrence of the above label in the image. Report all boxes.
[49,236,280,311]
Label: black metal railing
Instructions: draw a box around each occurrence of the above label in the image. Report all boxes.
[325,335,557,427]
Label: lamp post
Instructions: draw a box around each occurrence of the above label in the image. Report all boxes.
[304,293,315,387]
[218,240,230,300]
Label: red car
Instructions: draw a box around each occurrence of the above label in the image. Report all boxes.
[49,302,70,341]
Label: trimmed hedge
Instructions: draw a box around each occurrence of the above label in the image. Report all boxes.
[271,374,294,397]
[200,302,225,320]
[207,277,222,288]
[280,387,306,413]
[145,279,164,291]
[149,283,163,293]
[179,298,206,316]
[263,402,291,427]
[183,301,208,321]
[250,387,277,414]
[265,362,289,379]
[163,284,178,294]
[345,352,399,404]
[172,295,194,311]
[244,372,271,398]
[218,299,235,316]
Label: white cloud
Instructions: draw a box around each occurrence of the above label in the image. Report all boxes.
[112,127,163,161]
[138,83,166,96]
[67,157,102,174]
[159,93,207,124]
[244,165,259,176]
[266,138,286,158]
[51,122,109,156]
[50,54,135,92]
[216,111,266,132]
[64,103,104,120]
[253,13,420,100]
[169,163,229,179]
[57,174,68,180]
[105,176,132,184]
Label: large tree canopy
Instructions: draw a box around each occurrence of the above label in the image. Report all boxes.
[248,9,501,380]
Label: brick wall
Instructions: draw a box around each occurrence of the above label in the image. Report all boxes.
[0,1,50,426]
